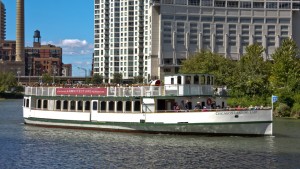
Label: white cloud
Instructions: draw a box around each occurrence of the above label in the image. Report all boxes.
[40,39,93,56]
[61,39,88,48]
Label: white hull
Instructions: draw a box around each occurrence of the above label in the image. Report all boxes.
[23,108,273,136]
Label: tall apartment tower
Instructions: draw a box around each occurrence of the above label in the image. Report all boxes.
[94,0,154,83]
[0,0,6,40]
[94,0,300,82]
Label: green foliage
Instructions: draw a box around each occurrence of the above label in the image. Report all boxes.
[276,89,295,108]
[227,96,269,108]
[14,85,25,92]
[232,44,271,97]
[112,73,123,84]
[180,50,236,86]
[275,103,291,117]
[0,72,17,92]
[291,103,300,118]
[41,73,53,84]
[133,75,144,84]
[91,73,103,84]
[270,38,300,93]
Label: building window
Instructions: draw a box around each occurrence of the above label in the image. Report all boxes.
[266,2,277,8]
[279,18,290,24]
[227,1,238,8]
[215,1,225,7]
[253,2,264,8]
[240,17,251,23]
[240,1,251,8]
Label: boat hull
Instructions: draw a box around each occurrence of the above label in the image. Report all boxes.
[24,116,272,136]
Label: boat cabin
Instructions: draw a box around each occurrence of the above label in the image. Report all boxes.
[23,74,227,114]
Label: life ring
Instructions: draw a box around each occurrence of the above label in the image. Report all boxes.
[206,98,212,105]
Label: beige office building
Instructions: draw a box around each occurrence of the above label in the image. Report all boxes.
[94,0,300,82]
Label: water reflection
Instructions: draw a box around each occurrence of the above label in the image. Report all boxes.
[19,125,281,168]
[1,100,299,168]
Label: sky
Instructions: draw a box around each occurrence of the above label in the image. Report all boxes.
[2,0,94,76]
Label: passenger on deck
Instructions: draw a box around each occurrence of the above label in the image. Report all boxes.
[184,100,190,112]
[194,102,202,110]
[173,102,180,112]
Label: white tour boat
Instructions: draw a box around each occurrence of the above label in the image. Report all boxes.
[23,74,273,136]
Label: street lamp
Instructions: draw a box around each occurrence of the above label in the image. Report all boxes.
[17,70,21,84]
[77,67,87,82]
[52,64,57,84]
[28,66,32,85]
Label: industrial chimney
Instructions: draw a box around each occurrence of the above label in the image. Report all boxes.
[16,0,24,62]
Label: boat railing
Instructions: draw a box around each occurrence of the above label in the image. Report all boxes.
[24,85,221,97]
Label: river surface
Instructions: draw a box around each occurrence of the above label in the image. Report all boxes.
[0,99,299,169]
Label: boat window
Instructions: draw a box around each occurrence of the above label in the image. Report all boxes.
[211,76,214,85]
[117,101,123,111]
[171,78,174,84]
[26,99,29,108]
[43,100,48,109]
[126,101,131,111]
[93,101,97,111]
[85,101,90,111]
[201,75,206,85]
[194,75,199,84]
[56,100,61,110]
[177,76,182,84]
[101,101,106,111]
[78,101,83,111]
[37,99,41,109]
[23,99,26,107]
[63,100,68,110]
[70,101,76,110]
[185,76,191,84]
[109,101,114,111]
[207,76,211,85]
[134,101,140,111]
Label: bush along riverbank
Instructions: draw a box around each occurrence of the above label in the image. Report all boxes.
[0,92,24,99]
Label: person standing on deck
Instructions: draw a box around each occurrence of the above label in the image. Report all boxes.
[184,100,190,111]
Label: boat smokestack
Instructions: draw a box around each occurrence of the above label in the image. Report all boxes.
[16,0,24,62]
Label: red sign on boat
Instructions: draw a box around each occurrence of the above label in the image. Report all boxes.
[56,88,107,96]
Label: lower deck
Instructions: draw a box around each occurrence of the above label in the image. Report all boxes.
[23,96,227,113]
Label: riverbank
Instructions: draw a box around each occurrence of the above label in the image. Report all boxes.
[0,92,24,99]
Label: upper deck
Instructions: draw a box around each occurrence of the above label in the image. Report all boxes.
[24,85,226,97]
[24,74,227,97]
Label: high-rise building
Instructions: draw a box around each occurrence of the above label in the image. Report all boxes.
[0,0,6,40]
[94,0,153,83]
[94,0,300,82]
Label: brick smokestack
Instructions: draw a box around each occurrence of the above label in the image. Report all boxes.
[16,0,24,62]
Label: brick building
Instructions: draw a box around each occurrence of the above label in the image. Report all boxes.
[24,31,63,76]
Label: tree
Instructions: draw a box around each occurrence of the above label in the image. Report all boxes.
[41,73,52,84]
[270,38,300,93]
[179,50,236,86]
[112,73,123,84]
[91,73,103,84]
[232,44,271,97]
[269,38,300,107]
[133,75,144,84]
[0,72,17,92]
